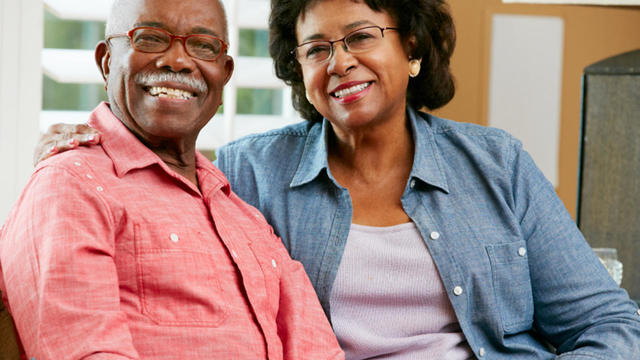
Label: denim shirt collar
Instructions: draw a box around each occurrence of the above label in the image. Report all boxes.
[289,106,449,193]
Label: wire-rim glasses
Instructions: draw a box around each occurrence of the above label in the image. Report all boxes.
[292,25,399,65]
[106,26,228,62]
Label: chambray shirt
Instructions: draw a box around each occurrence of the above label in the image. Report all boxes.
[216,107,640,359]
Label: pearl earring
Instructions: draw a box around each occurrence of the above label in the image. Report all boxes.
[409,58,422,78]
[305,90,313,105]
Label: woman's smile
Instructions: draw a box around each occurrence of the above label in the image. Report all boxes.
[330,81,373,104]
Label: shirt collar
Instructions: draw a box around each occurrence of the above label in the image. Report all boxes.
[88,102,161,177]
[290,119,332,188]
[406,106,450,193]
[87,102,231,194]
[289,106,449,193]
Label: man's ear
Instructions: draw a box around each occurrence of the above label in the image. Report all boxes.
[95,41,111,83]
[222,55,234,85]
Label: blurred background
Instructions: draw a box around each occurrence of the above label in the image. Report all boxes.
[1,0,639,223]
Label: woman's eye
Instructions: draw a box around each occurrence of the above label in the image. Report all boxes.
[348,32,375,45]
[306,45,330,58]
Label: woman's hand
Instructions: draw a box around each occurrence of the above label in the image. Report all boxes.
[33,124,102,166]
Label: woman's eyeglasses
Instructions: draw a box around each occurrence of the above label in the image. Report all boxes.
[292,25,399,65]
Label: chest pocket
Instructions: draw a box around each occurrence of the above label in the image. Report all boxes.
[486,240,534,334]
[134,224,228,327]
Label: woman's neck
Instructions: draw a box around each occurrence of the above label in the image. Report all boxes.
[328,113,414,179]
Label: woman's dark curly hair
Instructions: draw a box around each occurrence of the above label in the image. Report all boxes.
[269,0,456,122]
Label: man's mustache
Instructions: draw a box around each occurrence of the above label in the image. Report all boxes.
[134,72,208,94]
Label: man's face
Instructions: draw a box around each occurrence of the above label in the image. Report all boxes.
[97,0,233,145]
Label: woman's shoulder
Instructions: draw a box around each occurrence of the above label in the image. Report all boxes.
[419,112,522,154]
[215,121,319,178]
[220,121,316,153]
[421,112,515,142]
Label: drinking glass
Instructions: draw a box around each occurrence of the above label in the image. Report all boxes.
[593,248,623,286]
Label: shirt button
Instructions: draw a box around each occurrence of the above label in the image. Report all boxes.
[410,179,416,189]
[453,286,463,296]
[231,250,238,258]
[271,259,277,268]
[86,174,93,179]
[479,347,486,357]
[518,247,527,257]
[74,161,81,167]
[430,231,440,240]
[170,233,179,243]
[96,186,103,192]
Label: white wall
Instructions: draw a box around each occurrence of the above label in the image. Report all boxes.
[488,14,564,187]
[0,0,43,222]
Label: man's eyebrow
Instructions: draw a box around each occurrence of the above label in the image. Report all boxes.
[133,22,220,37]
[134,21,165,29]
[300,20,374,43]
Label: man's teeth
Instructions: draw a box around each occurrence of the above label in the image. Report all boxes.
[333,82,370,98]
[148,86,193,100]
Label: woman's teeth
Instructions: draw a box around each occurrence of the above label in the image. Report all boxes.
[333,82,371,98]
[148,86,194,100]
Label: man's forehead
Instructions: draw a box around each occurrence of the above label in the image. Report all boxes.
[108,0,227,37]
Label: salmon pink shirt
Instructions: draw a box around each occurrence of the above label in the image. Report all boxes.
[0,103,343,360]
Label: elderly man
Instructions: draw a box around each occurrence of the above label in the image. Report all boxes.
[0,0,343,359]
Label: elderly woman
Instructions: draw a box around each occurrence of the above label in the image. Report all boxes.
[36,0,640,358]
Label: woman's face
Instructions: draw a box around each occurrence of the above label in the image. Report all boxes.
[295,0,412,132]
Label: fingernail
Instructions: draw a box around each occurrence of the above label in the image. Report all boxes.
[48,146,58,154]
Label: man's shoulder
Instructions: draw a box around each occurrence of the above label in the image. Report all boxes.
[35,145,111,177]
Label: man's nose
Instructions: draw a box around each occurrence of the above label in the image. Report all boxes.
[155,39,196,73]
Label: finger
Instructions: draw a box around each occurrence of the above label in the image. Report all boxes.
[74,132,102,146]
[70,123,99,135]
[33,144,58,167]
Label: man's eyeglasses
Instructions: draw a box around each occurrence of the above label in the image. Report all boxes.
[106,27,228,62]
[292,25,399,65]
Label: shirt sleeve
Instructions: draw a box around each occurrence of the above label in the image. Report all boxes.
[508,140,640,358]
[0,165,139,360]
[274,242,345,360]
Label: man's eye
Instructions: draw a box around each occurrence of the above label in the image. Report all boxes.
[135,34,166,45]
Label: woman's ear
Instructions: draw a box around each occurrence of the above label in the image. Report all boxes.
[95,41,111,83]
[405,35,418,58]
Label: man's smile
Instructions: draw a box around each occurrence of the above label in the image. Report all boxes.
[146,86,195,100]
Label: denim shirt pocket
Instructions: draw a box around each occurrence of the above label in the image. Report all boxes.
[486,240,534,334]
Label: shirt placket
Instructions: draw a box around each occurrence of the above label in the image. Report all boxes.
[205,191,283,360]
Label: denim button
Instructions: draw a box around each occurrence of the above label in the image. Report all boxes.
[410,179,416,188]
[518,247,527,257]
[479,347,486,357]
[430,231,440,240]
[453,286,463,296]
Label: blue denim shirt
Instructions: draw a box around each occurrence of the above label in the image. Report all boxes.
[216,107,640,359]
